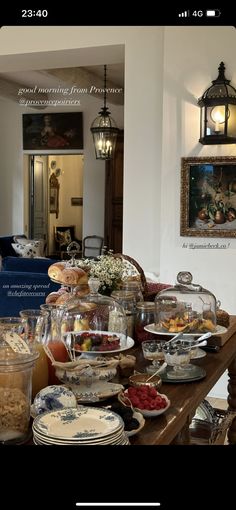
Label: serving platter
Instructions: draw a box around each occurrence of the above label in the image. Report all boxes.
[69,332,134,355]
[159,365,206,383]
[144,324,227,337]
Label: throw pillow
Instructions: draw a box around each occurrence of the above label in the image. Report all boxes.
[13,236,45,256]
[57,229,72,246]
[11,242,42,258]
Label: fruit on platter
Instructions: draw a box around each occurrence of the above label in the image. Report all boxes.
[74,332,121,352]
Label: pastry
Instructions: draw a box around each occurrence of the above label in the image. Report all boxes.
[74,284,90,298]
[48,262,66,281]
[46,286,69,304]
[46,292,60,304]
[216,309,230,328]
[60,267,88,285]
[55,293,72,305]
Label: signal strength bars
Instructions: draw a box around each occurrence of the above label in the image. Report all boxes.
[178,10,189,17]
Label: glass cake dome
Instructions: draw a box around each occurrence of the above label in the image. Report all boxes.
[61,278,128,353]
[154,272,217,334]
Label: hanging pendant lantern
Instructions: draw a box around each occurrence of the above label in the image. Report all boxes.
[90,65,119,159]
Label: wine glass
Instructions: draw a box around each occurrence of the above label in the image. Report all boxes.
[162,342,191,379]
[141,340,165,374]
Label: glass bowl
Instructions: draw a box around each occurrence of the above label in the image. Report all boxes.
[162,343,192,379]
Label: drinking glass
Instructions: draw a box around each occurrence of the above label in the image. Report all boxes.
[141,340,165,374]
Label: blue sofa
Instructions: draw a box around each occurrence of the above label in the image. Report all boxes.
[0,235,60,316]
[0,271,60,316]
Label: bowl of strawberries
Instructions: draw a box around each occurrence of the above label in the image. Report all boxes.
[119,385,170,417]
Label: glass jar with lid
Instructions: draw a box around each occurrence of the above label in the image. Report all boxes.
[111,290,136,338]
[155,271,217,334]
[0,318,39,444]
[135,302,156,343]
[118,281,144,303]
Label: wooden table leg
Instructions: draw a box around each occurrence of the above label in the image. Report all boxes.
[227,356,236,444]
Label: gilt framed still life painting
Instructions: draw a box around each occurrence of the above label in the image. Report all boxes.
[180,156,236,238]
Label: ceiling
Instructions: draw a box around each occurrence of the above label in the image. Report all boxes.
[0,63,124,106]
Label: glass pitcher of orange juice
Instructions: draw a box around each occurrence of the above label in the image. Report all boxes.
[40,304,69,384]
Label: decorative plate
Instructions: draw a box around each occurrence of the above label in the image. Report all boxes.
[33,406,123,440]
[72,382,124,402]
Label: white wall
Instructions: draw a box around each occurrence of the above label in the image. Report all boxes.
[161,26,236,311]
[161,26,236,399]
[0,98,24,235]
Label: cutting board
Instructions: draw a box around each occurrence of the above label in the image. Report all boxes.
[208,315,236,347]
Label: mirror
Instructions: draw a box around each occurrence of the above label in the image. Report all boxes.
[49,172,59,218]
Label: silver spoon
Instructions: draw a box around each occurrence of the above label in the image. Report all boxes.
[146,362,167,382]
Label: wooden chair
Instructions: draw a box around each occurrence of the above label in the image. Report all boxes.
[112,253,171,300]
[82,235,104,259]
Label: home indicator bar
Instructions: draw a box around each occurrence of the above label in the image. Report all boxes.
[75,504,161,507]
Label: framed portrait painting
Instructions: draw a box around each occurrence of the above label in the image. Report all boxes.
[180,156,236,238]
[23,112,83,150]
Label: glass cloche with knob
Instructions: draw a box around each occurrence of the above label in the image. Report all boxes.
[154,272,217,334]
[62,278,131,354]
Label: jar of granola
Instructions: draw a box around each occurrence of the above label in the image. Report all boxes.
[134,302,156,343]
[0,318,39,444]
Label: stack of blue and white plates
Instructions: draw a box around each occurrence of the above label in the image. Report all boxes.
[32,406,129,445]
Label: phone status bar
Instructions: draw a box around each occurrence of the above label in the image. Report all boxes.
[0,7,234,26]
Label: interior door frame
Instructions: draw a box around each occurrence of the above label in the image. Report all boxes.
[29,154,49,250]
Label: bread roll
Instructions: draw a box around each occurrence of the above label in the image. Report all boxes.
[60,267,88,285]
[75,284,90,298]
[46,292,60,304]
[46,286,69,304]
[56,293,71,305]
[48,262,66,281]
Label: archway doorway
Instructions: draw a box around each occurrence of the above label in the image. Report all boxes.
[24,154,84,257]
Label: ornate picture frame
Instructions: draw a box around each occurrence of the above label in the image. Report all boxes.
[49,173,59,218]
[180,156,236,237]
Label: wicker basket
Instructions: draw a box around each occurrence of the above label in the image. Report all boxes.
[112,253,171,300]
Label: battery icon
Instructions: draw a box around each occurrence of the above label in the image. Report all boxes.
[206,9,221,17]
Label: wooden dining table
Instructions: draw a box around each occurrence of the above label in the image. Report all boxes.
[128,317,236,445]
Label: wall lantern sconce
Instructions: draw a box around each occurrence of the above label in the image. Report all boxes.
[90,65,119,159]
[198,62,236,145]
